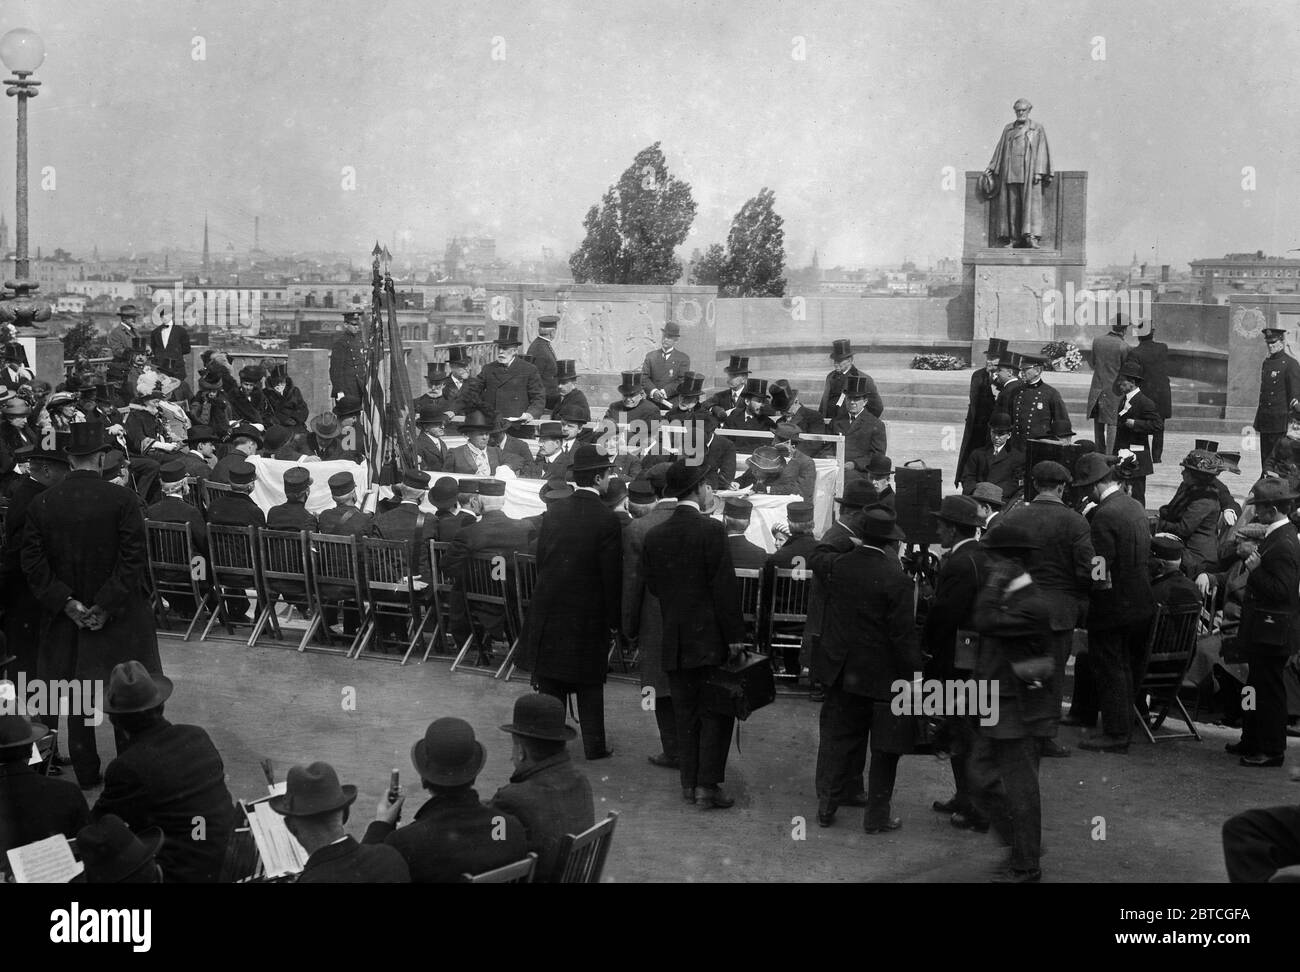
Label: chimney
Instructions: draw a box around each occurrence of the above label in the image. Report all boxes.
[1161,265,1170,282]
[254,216,260,252]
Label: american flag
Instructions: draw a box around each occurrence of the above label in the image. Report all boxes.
[364,255,415,481]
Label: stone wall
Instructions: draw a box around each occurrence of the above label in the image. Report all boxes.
[1225,294,1300,425]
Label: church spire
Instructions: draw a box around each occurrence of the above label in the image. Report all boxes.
[202,212,210,271]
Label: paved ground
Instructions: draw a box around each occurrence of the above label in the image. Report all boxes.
[74,630,1296,884]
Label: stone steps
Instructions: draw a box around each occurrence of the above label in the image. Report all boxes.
[883,406,1243,435]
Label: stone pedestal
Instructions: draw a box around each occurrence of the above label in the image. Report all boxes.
[33,337,64,386]
[961,170,1087,355]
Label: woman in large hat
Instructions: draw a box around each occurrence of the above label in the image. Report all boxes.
[1156,446,1225,580]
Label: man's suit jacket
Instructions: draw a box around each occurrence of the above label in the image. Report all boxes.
[778,405,828,457]
[443,509,534,581]
[956,368,999,485]
[446,443,507,476]
[923,539,988,679]
[517,449,571,481]
[1241,520,1300,657]
[519,490,622,685]
[149,323,192,372]
[1087,487,1153,632]
[622,503,677,694]
[553,388,590,423]
[994,377,1024,425]
[997,493,1094,631]
[1127,338,1173,419]
[107,322,138,361]
[317,503,372,538]
[415,431,448,472]
[1150,568,1202,614]
[1087,330,1129,425]
[972,566,1056,738]
[0,762,91,859]
[819,364,883,420]
[706,386,745,421]
[640,347,691,401]
[267,500,318,532]
[526,336,559,404]
[92,720,237,884]
[809,537,920,697]
[490,752,594,883]
[431,508,476,545]
[721,408,776,433]
[297,836,410,884]
[462,358,546,420]
[702,434,737,489]
[960,443,1024,501]
[205,492,267,529]
[1114,389,1163,477]
[370,501,437,579]
[604,398,662,428]
[145,496,209,558]
[727,532,769,571]
[362,788,528,883]
[642,504,745,670]
[831,409,888,472]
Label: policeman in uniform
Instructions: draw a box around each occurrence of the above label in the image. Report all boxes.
[640,321,690,409]
[460,325,545,424]
[1009,355,1070,450]
[329,309,367,405]
[1254,326,1300,477]
[527,315,561,411]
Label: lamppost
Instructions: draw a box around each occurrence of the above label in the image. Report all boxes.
[0,28,49,330]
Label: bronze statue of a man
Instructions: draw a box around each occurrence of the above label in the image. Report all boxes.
[985,98,1053,248]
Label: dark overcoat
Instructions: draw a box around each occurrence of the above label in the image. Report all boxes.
[622,503,676,696]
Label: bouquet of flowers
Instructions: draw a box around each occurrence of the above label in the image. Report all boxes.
[1041,341,1082,372]
[910,353,968,371]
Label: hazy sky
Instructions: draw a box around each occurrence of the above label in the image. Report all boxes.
[4,0,1299,268]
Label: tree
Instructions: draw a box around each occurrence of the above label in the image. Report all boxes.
[62,318,100,361]
[569,142,697,285]
[720,187,786,297]
[690,244,727,287]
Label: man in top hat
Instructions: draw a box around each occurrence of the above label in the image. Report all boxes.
[1010,355,1070,449]
[21,422,161,789]
[271,760,410,883]
[145,461,209,620]
[961,411,1024,502]
[0,714,90,860]
[77,814,163,884]
[107,303,142,362]
[809,507,918,832]
[440,345,473,411]
[1073,453,1153,754]
[264,362,308,428]
[552,359,589,423]
[1112,358,1163,506]
[1225,478,1300,768]
[1087,314,1131,453]
[527,314,561,411]
[490,694,596,882]
[1254,327,1300,478]
[770,379,826,456]
[661,372,707,424]
[414,402,451,473]
[957,338,1009,485]
[447,410,510,476]
[208,423,263,484]
[924,494,992,831]
[722,377,777,432]
[329,308,368,406]
[969,522,1053,882]
[519,443,622,761]
[603,371,660,430]
[706,354,751,420]
[517,421,571,481]
[996,460,1095,758]
[414,362,450,414]
[636,320,688,406]
[267,466,317,532]
[721,496,767,570]
[461,324,545,424]
[148,303,191,379]
[992,350,1026,425]
[1125,321,1172,462]
[641,459,746,808]
[819,339,883,421]
[90,662,236,883]
[830,374,888,483]
[363,717,528,883]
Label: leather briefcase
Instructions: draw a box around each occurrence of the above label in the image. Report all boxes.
[702,652,776,721]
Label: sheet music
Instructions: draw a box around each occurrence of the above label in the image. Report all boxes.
[7,834,83,883]
[244,800,308,878]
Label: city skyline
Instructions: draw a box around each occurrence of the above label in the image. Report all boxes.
[1,0,1297,270]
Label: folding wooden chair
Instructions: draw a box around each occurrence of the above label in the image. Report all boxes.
[462,852,538,884]
[734,568,766,653]
[202,524,277,643]
[766,566,811,683]
[144,519,220,640]
[501,552,538,682]
[1134,603,1203,743]
[255,529,318,650]
[196,479,231,518]
[421,540,458,663]
[357,537,433,664]
[308,532,368,657]
[451,552,518,679]
[555,812,618,884]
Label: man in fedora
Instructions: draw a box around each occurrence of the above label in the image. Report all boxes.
[108,303,142,362]
[0,714,90,860]
[819,339,883,421]
[363,717,527,882]
[969,523,1053,882]
[1087,314,1130,453]
[1073,452,1153,754]
[21,422,161,790]
[271,760,410,883]
[490,694,595,882]
[829,374,888,484]
[1011,355,1071,450]
[957,338,1008,486]
[77,814,163,883]
[924,495,991,832]
[706,354,751,420]
[447,410,510,475]
[461,324,545,425]
[735,443,809,502]
[209,423,262,484]
[997,460,1095,758]
[552,359,589,422]
[527,314,561,411]
[329,308,367,407]
[605,371,662,429]
[722,377,777,432]
[640,320,690,408]
[970,481,1005,532]
[809,507,919,832]
[1112,358,1162,506]
[642,459,746,808]
[91,661,236,883]
[414,402,451,473]
[961,411,1024,502]
[519,444,622,760]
